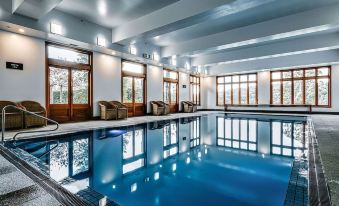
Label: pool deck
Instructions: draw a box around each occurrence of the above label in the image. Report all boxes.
[0,112,338,205]
[312,115,339,205]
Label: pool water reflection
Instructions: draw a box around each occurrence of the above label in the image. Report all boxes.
[12,114,310,206]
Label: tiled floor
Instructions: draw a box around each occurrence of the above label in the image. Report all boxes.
[312,115,339,205]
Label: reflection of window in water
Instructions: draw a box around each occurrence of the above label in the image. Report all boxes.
[49,137,89,182]
[217,117,257,151]
[163,121,178,159]
[271,121,308,157]
[190,117,200,148]
[122,128,145,174]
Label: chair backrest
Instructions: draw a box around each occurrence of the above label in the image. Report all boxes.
[20,101,44,112]
[111,101,127,108]
[0,101,20,113]
[99,101,115,109]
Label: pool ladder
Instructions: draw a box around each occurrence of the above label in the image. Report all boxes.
[1,105,59,143]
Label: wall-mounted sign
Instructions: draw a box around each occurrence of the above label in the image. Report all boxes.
[6,62,23,70]
[182,85,187,88]
[142,53,151,59]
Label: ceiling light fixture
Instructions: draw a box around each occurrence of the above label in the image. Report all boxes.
[50,22,62,35]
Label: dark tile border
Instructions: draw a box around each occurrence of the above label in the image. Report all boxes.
[308,121,332,206]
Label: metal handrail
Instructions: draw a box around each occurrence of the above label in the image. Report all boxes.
[37,140,59,158]
[1,105,59,143]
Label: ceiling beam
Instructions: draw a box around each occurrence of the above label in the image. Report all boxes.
[162,3,339,57]
[12,0,63,20]
[11,0,24,14]
[111,0,276,44]
[208,49,339,75]
[192,33,339,66]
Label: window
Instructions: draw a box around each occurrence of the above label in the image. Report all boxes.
[163,121,179,159]
[190,75,200,105]
[217,117,257,151]
[217,73,257,105]
[48,45,89,64]
[163,69,179,112]
[190,117,200,148]
[271,121,309,157]
[270,67,331,106]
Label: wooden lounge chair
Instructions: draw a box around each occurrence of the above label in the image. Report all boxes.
[182,101,197,113]
[98,101,118,120]
[19,101,47,128]
[110,101,128,119]
[151,101,165,115]
[0,101,23,130]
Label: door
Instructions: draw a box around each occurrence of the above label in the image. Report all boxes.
[164,81,178,113]
[122,76,146,117]
[48,67,91,122]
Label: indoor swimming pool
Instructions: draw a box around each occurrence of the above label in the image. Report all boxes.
[4,113,310,206]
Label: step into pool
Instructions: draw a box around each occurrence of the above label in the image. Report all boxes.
[5,114,310,206]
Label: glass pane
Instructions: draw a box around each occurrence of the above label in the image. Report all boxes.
[282,123,292,146]
[72,70,88,104]
[282,71,292,79]
[217,118,224,137]
[123,77,133,103]
[134,129,144,156]
[225,85,232,104]
[73,139,89,175]
[318,78,329,105]
[50,142,69,181]
[248,120,256,142]
[225,119,231,138]
[272,72,281,80]
[272,122,281,145]
[164,125,170,146]
[225,76,232,83]
[240,83,247,104]
[306,79,315,105]
[233,119,239,140]
[49,67,69,104]
[217,77,224,83]
[122,62,144,74]
[48,46,89,64]
[293,70,303,78]
[248,74,256,81]
[232,76,239,83]
[249,83,256,104]
[272,82,281,104]
[123,132,133,159]
[317,67,329,76]
[240,75,247,82]
[233,84,239,104]
[293,80,303,104]
[283,81,292,104]
[305,69,315,77]
[164,82,170,103]
[170,83,177,103]
[134,78,144,103]
[217,85,224,105]
[293,123,304,147]
[240,120,247,141]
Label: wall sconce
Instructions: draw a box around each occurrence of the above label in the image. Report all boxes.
[172,56,177,66]
[185,62,190,70]
[97,36,106,47]
[50,22,62,35]
[153,52,160,61]
[130,45,137,55]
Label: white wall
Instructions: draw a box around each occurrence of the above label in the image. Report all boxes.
[93,53,121,116]
[201,65,339,112]
[0,30,45,106]
[178,72,190,111]
[147,65,163,113]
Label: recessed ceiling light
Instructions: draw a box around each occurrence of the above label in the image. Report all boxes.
[18,28,24,33]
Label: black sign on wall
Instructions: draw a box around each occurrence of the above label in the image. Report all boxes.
[6,62,23,70]
[182,85,187,88]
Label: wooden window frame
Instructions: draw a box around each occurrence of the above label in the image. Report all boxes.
[270,66,331,107]
[190,75,201,106]
[45,42,93,121]
[216,73,258,106]
[163,68,179,105]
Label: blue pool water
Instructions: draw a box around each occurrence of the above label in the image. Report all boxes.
[8,114,310,206]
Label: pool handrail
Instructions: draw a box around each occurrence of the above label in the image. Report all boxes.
[1,105,59,143]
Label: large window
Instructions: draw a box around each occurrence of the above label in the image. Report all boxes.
[163,69,179,112]
[217,116,257,151]
[217,73,257,106]
[190,75,200,105]
[270,67,331,106]
[163,121,178,159]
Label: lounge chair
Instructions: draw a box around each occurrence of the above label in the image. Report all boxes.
[0,101,23,130]
[19,101,47,128]
[156,101,170,115]
[98,101,118,120]
[182,101,197,113]
[110,101,128,119]
[151,101,165,115]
